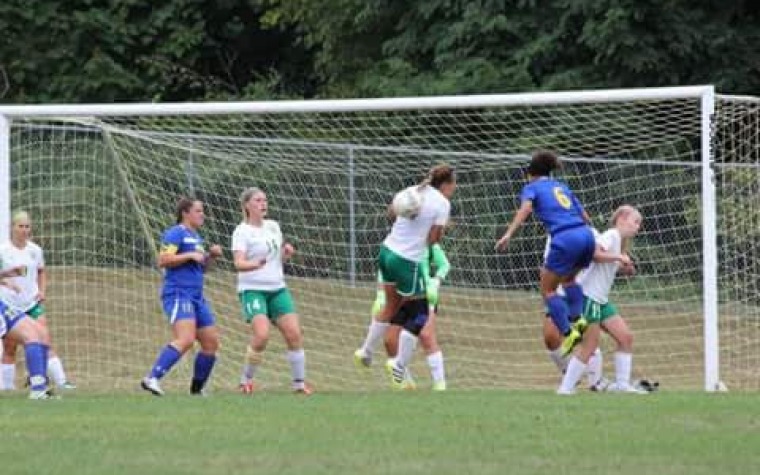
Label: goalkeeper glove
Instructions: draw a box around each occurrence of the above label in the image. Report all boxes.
[426,277,441,306]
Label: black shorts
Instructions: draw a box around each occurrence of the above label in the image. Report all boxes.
[390,302,438,326]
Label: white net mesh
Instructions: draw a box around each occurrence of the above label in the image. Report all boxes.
[6,93,723,391]
[715,96,760,390]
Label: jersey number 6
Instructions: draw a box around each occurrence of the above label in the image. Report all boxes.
[553,187,572,209]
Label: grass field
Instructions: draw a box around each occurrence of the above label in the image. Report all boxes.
[24,266,728,393]
[1,391,758,475]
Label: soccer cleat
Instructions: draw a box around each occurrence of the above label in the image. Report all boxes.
[571,317,588,334]
[556,387,576,396]
[190,379,207,396]
[141,377,164,396]
[559,328,582,357]
[432,380,447,392]
[385,359,405,390]
[239,381,255,395]
[589,377,612,392]
[60,381,77,390]
[293,382,314,396]
[353,349,372,370]
[28,389,55,400]
[607,382,648,394]
[401,368,417,390]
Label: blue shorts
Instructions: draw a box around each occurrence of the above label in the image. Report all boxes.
[161,289,215,329]
[544,226,596,276]
[0,300,26,338]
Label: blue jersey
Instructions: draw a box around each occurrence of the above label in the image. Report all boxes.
[519,177,586,235]
[160,225,206,295]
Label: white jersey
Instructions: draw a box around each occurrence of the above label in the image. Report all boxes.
[231,220,286,292]
[383,186,450,262]
[0,240,44,312]
[577,229,623,304]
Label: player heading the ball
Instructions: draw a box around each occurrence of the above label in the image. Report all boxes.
[497,150,625,356]
[354,164,456,390]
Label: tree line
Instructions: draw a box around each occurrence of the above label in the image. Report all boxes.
[1,0,758,103]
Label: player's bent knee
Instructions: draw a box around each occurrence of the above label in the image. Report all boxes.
[401,299,429,336]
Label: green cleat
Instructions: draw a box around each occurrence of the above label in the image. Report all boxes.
[572,317,588,334]
[401,369,417,390]
[385,359,405,390]
[560,328,582,357]
[353,349,372,370]
[432,381,447,392]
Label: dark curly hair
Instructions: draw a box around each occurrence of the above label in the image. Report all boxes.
[527,150,561,177]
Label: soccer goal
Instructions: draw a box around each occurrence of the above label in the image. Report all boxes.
[1,86,756,392]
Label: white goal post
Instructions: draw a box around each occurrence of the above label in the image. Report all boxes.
[1,85,753,393]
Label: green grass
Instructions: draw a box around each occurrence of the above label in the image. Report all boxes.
[1,391,758,475]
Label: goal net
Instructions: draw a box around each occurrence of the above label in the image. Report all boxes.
[1,87,741,392]
[715,95,760,390]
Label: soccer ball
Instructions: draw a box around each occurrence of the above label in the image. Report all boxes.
[392,187,424,219]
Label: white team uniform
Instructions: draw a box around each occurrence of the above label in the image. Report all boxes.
[577,229,623,304]
[0,240,44,313]
[231,220,286,292]
[383,186,451,262]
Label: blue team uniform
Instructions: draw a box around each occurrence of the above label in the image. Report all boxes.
[0,298,25,338]
[159,225,215,328]
[520,177,595,276]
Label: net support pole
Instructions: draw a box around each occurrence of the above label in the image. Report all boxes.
[701,86,720,391]
[0,115,10,242]
[348,147,357,287]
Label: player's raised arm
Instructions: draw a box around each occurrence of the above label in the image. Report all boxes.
[495,200,533,251]
[354,164,456,390]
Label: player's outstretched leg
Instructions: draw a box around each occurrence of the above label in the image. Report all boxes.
[142,320,196,396]
[356,284,400,370]
[386,298,428,390]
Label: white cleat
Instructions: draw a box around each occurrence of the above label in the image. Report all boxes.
[556,387,577,396]
[28,389,56,400]
[589,377,612,392]
[141,377,164,396]
[432,380,447,392]
[606,382,648,394]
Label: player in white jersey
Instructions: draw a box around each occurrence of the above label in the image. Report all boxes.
[557,205,643,394]
[232,187,310,395]
[0,211,74,391]
[353,165,456,389]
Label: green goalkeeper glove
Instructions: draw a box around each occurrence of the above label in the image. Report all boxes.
[426,277,441,307]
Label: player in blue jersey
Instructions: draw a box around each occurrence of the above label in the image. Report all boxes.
[141,197,223,396]
[0,265,52,399]
[496,150,630,356]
